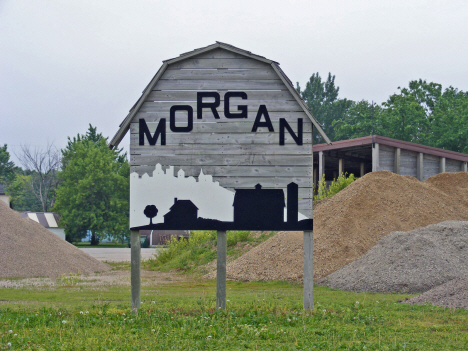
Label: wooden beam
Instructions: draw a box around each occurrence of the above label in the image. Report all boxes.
[464,162,468,173]
[338,159,344,176]
[394,148,401,174]
[360,162,365,177]
[372,143,379,172]
[318,151,324,182]
[417,153,424,180]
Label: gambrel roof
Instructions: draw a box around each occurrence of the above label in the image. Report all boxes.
[109,42,331,148]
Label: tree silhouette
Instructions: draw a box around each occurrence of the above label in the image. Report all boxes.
[144,205,158,225]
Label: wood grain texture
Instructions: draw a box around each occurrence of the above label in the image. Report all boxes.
[162,68,278,80]
[139,100,303,113]
[130,121,312,134]
[154,79,285,91]
[147,90,294,102]
[130,154,312,167]
[132,143,312,155]
[130,132,312,145]
[134,111,310,122]
[130,48,313,217]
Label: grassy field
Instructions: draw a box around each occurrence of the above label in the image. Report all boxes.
[1,279,468,350]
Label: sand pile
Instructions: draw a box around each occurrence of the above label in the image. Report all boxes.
[218,171,468,282]
[403,277,468,309]
[0,201,111,278]
[317,221,468,293]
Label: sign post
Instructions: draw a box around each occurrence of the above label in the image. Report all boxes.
[110,42,331,313]
[216,230,227,310]
[130,230,141,315]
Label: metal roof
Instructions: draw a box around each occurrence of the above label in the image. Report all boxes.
[20,212,61,228]
[314,135,468,162]
[109,42,330,148]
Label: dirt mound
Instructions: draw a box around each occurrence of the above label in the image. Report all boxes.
[0,201,111,278]
[403,277,468,309]
[317,221,468,293]
[219,171,468,282]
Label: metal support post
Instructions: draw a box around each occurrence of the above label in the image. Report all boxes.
[216,230,227,310]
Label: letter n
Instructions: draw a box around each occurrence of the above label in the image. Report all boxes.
[279,118,303,145]
[139,118,166,145]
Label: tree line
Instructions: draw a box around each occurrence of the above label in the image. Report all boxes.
[1,75,467,244]
[297,75,468,153]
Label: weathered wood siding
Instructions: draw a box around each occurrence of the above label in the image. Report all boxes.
[130,48,313,217]
[399,149,418,178]
[378,145,394,172]
[446,158,463,173]
[423,154,439,180]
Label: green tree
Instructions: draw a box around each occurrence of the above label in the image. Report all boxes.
[0,144,17,184]
[54,126,129,244]
[427,86,468,153]
[7,172,44,212]
[297,72,353,143]
[333,100,383,140]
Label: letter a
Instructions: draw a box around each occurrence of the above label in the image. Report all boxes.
[251,105,274,132]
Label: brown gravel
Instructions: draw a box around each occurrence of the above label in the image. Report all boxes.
[215,171,468,282]
[0,201,111,278]
[403,277,468,309]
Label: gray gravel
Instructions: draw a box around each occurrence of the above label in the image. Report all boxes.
[318,221,468,294]
[403,277,468,309]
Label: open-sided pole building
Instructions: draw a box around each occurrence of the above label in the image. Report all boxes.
[314,135,468,185]
[110,42,331,314]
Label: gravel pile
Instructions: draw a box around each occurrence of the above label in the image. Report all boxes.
[0,201,111,278]
[205,231,303,281]
[318,221,468,293]
[403,277,468,309]
[214,171,468,282]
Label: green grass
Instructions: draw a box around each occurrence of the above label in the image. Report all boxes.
[144,230,276,274]
[1,280,468,350]
[73,242,128,248]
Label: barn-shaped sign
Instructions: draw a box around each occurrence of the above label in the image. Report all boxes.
[110,42,330,232]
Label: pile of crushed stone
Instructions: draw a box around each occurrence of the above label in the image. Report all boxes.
[317,221,468,293]
[403,277,468,309]
[0,201,111,278]
[211,171,468,282]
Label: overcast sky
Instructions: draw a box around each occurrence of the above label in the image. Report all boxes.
[1,0,467,164]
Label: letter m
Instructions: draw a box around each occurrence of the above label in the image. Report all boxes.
[139,118,166,145]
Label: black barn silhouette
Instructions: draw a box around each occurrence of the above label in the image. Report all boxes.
[233,184,285,228]
[134,181,312,231]
[164,198,198,227]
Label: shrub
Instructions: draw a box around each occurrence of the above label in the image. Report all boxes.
[314,172,356,201]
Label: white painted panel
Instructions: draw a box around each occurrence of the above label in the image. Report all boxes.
[27,213,40,223]
[44,213,58,228]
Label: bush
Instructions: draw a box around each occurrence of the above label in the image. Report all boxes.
[314,172,356,201]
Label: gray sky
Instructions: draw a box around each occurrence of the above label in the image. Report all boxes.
[1,0,467,163]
